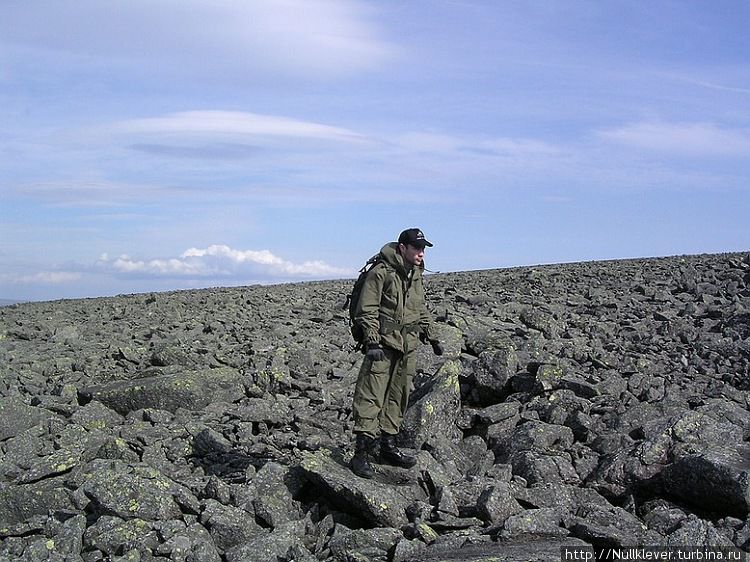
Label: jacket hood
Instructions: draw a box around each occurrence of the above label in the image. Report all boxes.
[379,242,424,276]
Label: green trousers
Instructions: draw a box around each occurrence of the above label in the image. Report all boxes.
[352,347,416,437]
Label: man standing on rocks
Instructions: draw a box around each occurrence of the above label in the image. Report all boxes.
[350,228,444,478]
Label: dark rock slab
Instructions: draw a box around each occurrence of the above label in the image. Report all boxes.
[468,347,518,405]
[80,366,246,414]
[413,537,593,562]
[0,477,74,526]
[401,360,463,448]
[0,397,60,441]
[499,507,569,539]
[78,460,190,521]
[568,504,662,547]
[200,499,264,551]
[252,461,304,528]
[298,450,411,528]
[328,526,404,562]
[662,444,750,516]
[225,520,314,562]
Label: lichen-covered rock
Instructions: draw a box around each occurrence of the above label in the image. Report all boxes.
[499,507,568,538]
[83,516,156,557]
[0,397,60,441]
[468,347,518,405]
[80,366,246,415]
[568,504,662,547]
[70,400,124,430]
[78,460,186,521]
[0,477,74,526]
[328,527,403,562]
[225,520,314,562]
[252,461,304,528]
[475,482,523,524]
[200,499,264,551]
[299,450,411,528]
[400,360,463,448]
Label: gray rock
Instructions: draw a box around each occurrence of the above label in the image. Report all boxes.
[664,515,739,548]
[475,482,523,524]
[70,400,124,430]
[662,445,750,516]
[200,499,263,551]
[509,450,580,485]
[499,420,575,458]
[400,360,463,448]
[416,537,593,562]
[0,397,59,441]
[2,251,750,559]
[17,446,83,484]
[468,347,518,405]
[79,461,185,521]
[568,504,661,547]
[224,520,313,562]
[299,450,411,527]
[83,516,157,557]
[499,507,568,538]
[328,526,403,562]
[80,366,246,415]
[252,461,303,528]
[0,477,74,526]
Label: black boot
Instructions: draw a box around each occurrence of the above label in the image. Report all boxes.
[350,433,376,479]
[380,433,417,468]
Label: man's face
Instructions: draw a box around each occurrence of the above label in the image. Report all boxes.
[400,243,426,267]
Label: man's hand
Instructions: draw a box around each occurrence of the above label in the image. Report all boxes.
[366,344,386,362]
[430,339,444,356]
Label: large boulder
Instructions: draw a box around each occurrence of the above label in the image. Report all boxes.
[80,366,246,414]
[298,450,411,528]
[77,460,195,521]
[662,444,750,517]
[0,477,74,526]
[400,360,463,449]
[0,397,60,441]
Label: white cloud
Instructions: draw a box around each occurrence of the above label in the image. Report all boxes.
[114,111,368,144]
[599,121,750,156]
[104,244,351,280]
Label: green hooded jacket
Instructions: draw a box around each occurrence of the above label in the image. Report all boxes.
[354,242,435,354]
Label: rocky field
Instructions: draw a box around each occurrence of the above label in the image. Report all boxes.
[1,252,749,561]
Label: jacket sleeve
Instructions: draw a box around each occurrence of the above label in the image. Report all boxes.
[355,265,386,346]
[417,277,436,341]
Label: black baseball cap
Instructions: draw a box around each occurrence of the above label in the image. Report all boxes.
[398,228,433,247]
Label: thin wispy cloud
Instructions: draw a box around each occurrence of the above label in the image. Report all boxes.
[663,72,750,96]
[0,271,82,285]
[599,121,750,157]
[395,132,561,157]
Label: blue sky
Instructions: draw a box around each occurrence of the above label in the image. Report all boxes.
[2,1,749,301]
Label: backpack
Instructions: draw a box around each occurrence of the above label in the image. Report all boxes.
[343,253,383,351]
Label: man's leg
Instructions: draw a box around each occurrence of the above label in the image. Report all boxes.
[379,350,415,434]
[379,351,417,468]
[351,349,398,477]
